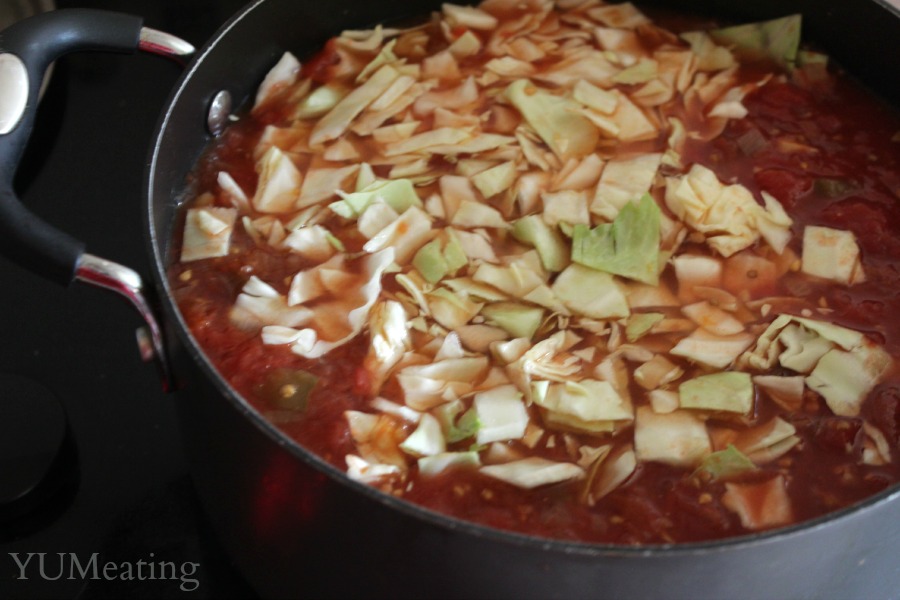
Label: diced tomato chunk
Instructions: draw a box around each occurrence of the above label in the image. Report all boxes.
[863,384,900,446]
[353,366,373,396]
[754,168,811,210]
[451,25,468,39]
[302,38,341,83]
[811,417,863,454]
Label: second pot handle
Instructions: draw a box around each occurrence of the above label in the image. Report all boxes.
[0,9,195,390]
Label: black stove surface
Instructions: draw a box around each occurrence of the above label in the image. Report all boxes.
[0,1,259,598]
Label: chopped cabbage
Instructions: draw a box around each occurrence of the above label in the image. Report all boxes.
[346,455,402,484]
[448,30,482,59]
[682,301,745,336]
[801,225,864,285]
[450,200,509,229]
[626,312,665,342]
[446,406,481,443]
[252,147,302,213]
[480,457,584,489]
[665,164,792,257]
[740,314,892,417]
[807,345,891,417]
[752,375,804,412]
[535,48,617,88]
[586,445,636,502]
[330,177,422,220]
[697,445,757,480]
[363,206,433,264]
[533,379,633,433]
[472,261,545,299]
[680,31,736,72]
[232,276,314,330]
[607,91,658,141]
[294,83,347,120]
[512,215,570,273]
[708,15,802,69]
[370,397,421,425]
[472,161,518,199]
[671,329,755,369]
[634,355,683,391]
[358,201,400,239]
[309,65,401,146]
[552,264,629,319]
[504,80,600,160]
[413,76,478,115]
[591,154,662,221]
[634,406,711,468]
[364,300,410,392]
[679,372,754,414]
[541,190,591,227]
[413,233,467,283]
[418,451,481,476]
[357,39,399,84]
[722,475,794,529]
[733,417,800,464]
[552,154,605,193]
[384,127,471,156]
[507,332,582,393]
[613,58,658,84]
[442,2,498,30]
[480,303,545,340]
[398,356,489,410]
[474,384,529,444]
[400,413,446,457]
[254,52,300,109]
[283,225,337,262]
[427,287,483,330]
[289,248,396,358]
[217,172,250,212]
[671,254,723,301]
[180,207,237,262]
[572,193,661,285]
[485,56,536,78]
[573,79,618,114]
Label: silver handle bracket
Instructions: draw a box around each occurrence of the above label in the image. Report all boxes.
[138,27,195,62]
[76,253,174,392]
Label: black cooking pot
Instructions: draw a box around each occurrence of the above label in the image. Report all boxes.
[2,1,900,598]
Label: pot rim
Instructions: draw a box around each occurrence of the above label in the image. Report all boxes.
[145,0,900,559]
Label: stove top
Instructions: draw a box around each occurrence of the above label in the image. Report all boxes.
[0,1,257,597]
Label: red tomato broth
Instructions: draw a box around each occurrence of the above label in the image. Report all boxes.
[168,4,900,545]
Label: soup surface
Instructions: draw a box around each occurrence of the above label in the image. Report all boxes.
[169,0,900,544]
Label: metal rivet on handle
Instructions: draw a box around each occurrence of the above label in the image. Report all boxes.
[207,90,232,137]
[0,53,29,135]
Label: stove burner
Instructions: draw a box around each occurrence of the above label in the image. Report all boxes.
[0,373,78,540]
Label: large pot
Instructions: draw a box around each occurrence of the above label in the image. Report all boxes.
[2,1,899,598]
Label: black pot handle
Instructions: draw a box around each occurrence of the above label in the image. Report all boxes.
[0,9,194,390]
[0,9,192,283]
